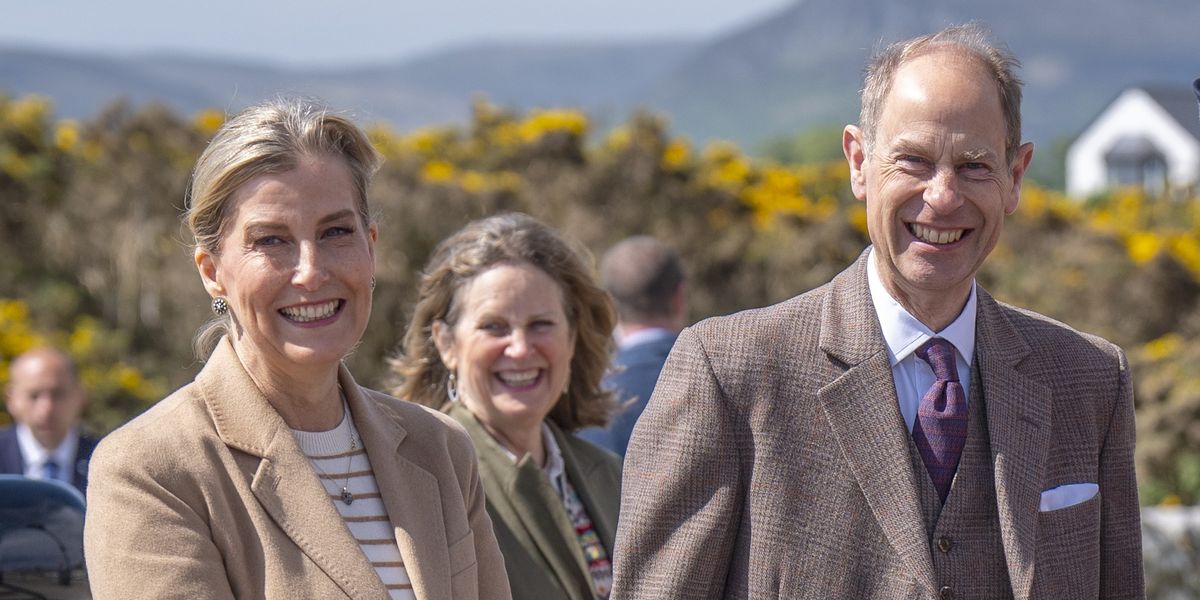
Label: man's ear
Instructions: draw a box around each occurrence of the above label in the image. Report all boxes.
[195,247,225,298]
[1005,142,1035,215]
[431,320,456,370]
[843,125,869,202]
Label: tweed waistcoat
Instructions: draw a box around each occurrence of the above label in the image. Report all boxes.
[907,362,1013,599]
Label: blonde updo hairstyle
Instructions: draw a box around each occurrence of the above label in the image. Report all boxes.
[184,98,381,357]
[391,213,618,431]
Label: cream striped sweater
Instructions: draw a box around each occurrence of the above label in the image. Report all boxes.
[292,412,417,600]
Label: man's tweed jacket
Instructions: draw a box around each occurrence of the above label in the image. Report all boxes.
[611,251,1143,599]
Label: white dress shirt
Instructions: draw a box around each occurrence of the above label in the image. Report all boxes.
[15,423,80,483]
[866,249,976,432]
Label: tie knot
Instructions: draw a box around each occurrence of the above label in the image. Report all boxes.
[916,337,958,382]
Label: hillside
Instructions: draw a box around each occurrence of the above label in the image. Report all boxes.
[1,0,1197,148]
[652,0,1200,146]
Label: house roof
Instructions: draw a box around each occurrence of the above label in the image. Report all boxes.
[1142,85,1200,141]
[1104,134,1164,162]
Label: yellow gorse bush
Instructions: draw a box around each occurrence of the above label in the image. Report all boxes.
[2,93,1199,504]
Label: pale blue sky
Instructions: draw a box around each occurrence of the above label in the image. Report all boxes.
[0,1,793,66]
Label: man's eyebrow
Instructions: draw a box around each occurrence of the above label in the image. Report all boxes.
[959,148,996,162]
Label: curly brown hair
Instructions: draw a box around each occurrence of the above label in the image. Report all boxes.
[390,213,617,431]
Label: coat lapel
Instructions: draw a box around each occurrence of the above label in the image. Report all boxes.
[975,290,1050,600]
[451,404,592,600]
[817,252,939,596]
[345,376,451,600]
[198,339,385,599]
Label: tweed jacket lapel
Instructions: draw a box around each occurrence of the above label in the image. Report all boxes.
[345,378,451,600]
[451,404,593,600]
[975,288,1050,600]
[816,252,939,596]
[197,339,386,599]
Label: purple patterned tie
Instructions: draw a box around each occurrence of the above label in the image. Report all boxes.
[912,338,968,505]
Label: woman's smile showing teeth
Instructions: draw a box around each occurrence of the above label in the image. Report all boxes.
[279,299,342,323]
[496,369,540,388]
[910,223,965,245]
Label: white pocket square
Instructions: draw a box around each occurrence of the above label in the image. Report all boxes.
[1039,482,1099,512]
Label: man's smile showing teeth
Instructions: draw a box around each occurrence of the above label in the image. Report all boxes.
[497,369,539,386]
[911,223,964,245]
[279,300,341,322]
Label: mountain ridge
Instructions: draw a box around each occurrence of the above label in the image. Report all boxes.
[1,1,1196,150]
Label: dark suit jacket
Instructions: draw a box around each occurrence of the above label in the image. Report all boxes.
[449,403,622,600]
[578,332,676,457]
[0,426,98,494]
[611,251,1143,599]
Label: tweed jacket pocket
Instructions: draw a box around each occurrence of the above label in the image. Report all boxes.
[1039,491,1100,542]
[1032,492,1102,599]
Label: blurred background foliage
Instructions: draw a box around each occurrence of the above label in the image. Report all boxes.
[1,93,1198,506]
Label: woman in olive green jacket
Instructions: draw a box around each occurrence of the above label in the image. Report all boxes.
[393,214,623,600]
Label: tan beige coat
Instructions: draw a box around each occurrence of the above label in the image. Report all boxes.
[84,338,512,600]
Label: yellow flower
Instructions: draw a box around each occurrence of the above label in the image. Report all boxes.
[847,205,868,236]
[459,170,488,194]
[1125,231,1161,264]
[518,109,588,143]
[68,317,98,356]
[0,299,30,324]
[6,95,51,134]
[1142,334,1181,362]
[421,160,455,183]
[1168,234,1200,279]
[661,140,691,171]
[54,120,80,152]
[193,109,225,136]
[116,364,144,393]
[401,128,453,158]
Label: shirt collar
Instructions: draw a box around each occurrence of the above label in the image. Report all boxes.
[15,423,79,469]
[541,422,566,490]
[866,248,977,367]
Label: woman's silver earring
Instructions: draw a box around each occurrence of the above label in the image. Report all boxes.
[212,297,229,316]
[447,372,460,403]
[370,277,376,289]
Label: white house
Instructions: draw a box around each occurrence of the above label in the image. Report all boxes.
[1066,86,1200,198]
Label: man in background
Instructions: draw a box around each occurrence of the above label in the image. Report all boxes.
[1,347,97,494]
[580,236,686,457]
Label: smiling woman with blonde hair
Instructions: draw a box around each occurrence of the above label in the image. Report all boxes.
[83,98,510,600]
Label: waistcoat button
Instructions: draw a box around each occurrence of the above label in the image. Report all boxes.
[940,585,954,599]
[937,536,952,553]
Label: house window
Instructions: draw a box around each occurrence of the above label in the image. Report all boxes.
[1105,135,1168,195]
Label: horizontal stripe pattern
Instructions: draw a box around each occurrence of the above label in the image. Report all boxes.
[293,414,416,600]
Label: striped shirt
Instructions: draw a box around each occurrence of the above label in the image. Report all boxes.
[292,411,416,600]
